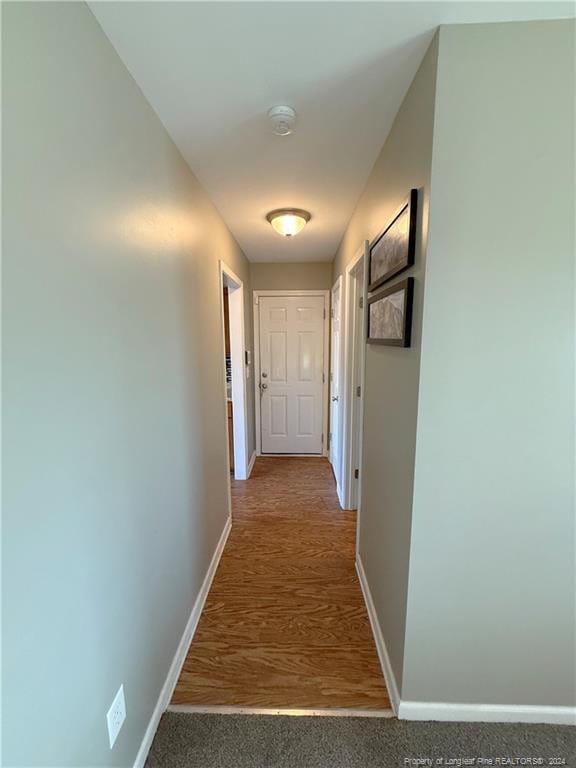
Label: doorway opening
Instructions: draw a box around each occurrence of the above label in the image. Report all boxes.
[220,261,250,480]
[253,290,329,457]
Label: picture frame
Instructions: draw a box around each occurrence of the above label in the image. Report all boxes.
[368,189,417,292]
[367,277,414,347]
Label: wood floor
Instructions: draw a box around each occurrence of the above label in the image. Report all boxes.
[171,457,390,711]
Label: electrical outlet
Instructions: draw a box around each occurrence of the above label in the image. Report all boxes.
[106,684,126,749]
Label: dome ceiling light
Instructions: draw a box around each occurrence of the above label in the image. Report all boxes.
[266,208,311,238]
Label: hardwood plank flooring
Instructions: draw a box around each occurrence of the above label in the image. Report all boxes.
[171,457,390,710]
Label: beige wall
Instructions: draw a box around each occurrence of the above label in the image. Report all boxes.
[332,35,439,692]
[251,261,333,291]
[403,19,575,707]
[3,3,253,766]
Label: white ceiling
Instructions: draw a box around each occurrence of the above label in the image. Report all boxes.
[91,1,573,262]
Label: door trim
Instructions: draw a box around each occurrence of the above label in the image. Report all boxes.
[253,290,330,457]
[329,276,344,504]
[341,243,369,513]
[219,260,249,482]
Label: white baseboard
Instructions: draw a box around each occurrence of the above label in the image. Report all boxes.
[336,482,345,509]
[247,450,256,478]
[133,516,232,768]
[398,700,576,726]
[355,555,400,714]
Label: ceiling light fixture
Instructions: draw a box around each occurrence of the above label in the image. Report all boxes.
[266,208,311,237]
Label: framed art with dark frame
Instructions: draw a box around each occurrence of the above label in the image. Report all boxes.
[368,189,418,292]
[367,277,414,347]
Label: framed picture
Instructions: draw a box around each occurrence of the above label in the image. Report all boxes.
[368,189,417,291]
[367,278,414,347]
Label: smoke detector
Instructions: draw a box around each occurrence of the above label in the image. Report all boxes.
[267,105,297,136]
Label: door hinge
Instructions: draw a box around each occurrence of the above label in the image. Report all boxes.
[328,432,332,448]
[359,296,364,309]
[356,385,361,397]
[322,372,325,383]
[354,469,359,480]
[323,308,326,319]
[330,308,335,319]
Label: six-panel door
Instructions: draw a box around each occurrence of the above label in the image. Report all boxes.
[259,295,325,454]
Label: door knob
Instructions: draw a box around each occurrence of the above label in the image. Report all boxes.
[332,396,339,402]
[262,372,268,378]
[261,383,268,390]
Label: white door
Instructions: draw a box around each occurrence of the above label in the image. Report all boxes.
[259,295,325,454]
[330,278,343,488]
[349,260,366,508]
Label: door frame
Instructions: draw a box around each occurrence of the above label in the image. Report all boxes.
[253,290,330,457]
[219,260,250,481]
[341,243,368,513]
[329,275,344,504]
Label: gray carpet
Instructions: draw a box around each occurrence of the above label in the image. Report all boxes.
[145,712,576,768]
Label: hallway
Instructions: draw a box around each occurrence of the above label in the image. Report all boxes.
[171,458,390,711]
